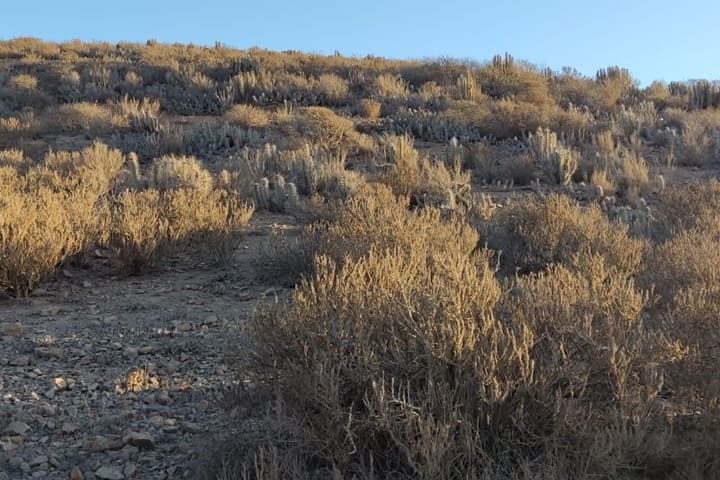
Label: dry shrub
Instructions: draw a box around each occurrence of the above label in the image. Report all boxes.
[641,228,720,305]
[39,142,125,196]
[306,151,366,201]
[379,134,421,196]
[594,67,637,111]
[498,254,684,476]
[313,182,477,267]
[643,223,720,473]
[236,220,680,479]
[109,187,253,273]
[617,152,650,197]
[481,194,645,276]
[418,80,445,103]
[373,73,408,99]
[478,54,553,107]
[114,95,160,133]
[42,102,122,133]
[479,98,550,139]
[7,73,39,90]
[149,154,213,192]
[551,104,593,135]
[589,168,616,197]
[224,104,270,129]
[0,149,29,170]
[582,133,651,199]
[108,189,167,274]
[664,285,720,409]
[467,140,536,185]
[247,243,523,478]
[654,179,720,235]
[0,143,123,296]
[296,107,368,152]
[0,114,33,134]
[0,189,76,297]
[313,73,349,105]
[663,108,720,167]
[357,98,381,119]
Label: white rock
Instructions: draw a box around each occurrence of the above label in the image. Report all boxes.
[95,466,124,480]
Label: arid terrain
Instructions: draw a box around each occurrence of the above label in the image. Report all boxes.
[2,213,297,479]
[1,39,720,479]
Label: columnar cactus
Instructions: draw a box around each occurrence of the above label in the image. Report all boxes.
[529,128,578,185]
[456,71,479,101]
[253,177,271,210]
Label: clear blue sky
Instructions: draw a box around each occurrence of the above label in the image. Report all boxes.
[1,0,718,86]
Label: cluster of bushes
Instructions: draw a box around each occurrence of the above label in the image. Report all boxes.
[1,39,719,171]
[206,181,720,479]
[2,39,720,479]
[0,143,254,297]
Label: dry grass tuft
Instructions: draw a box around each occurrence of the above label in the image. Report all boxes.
[224,104,271,129]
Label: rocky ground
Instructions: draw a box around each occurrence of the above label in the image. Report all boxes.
[0,214,297,480]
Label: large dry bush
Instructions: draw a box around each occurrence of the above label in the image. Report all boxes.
[662,108,720,167]
[0,190,76,297]
[108,187,253,273]
[224,104,270,129]
[638,213,720,475]
[296,106,370,152]
[478,54,553,108]
[0,143,124,296]
[654,179,720,236]
[466,140,536,185]
[357,98,381,119]
[640,228,720,306]
[373,73,409,100]
[312,73,349,106]
[313,182,477,265]
[481,194,645,276]
[246,242,529,478]
[497,254,684,477]
[107,189,168,274]
[227,221,683,479]
[113,95,161,133]
[41,102,124,133]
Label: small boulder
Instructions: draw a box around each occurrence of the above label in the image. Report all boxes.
[95,466,124,480]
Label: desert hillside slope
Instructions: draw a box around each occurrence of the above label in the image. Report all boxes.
[1,38,720,479]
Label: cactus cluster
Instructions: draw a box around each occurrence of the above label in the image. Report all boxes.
[184,121,263,156]
[384,108,485,143]
[290,148,319,195]
[456,71,479,101]
[129,109,160,134]
[528,127,578,185]
[253,174,300,212]
[688,80,720,109]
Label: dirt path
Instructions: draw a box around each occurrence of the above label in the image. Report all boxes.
[0,213,297,480]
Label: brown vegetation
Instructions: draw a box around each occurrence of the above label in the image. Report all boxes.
[1,38,720,480]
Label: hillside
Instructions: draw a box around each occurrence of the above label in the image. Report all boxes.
[1,38,720,480]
